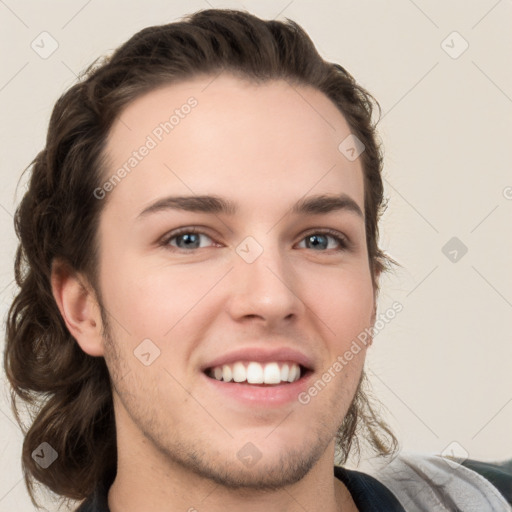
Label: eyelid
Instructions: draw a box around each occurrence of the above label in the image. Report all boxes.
[298,228,351,250]
[159,226,215,247]
[159,226,351,251]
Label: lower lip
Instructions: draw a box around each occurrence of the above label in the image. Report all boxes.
[201,370,314,407]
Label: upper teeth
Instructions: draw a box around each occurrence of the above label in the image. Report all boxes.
[208,361,302,384]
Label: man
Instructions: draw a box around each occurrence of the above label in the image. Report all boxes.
[4,8,511,511]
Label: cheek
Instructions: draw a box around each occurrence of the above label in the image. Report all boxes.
[99,237,374,359]
[101,254,212,338]
[307,265,375,344]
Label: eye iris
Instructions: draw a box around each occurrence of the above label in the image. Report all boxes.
[177,233,200,249]
[170,232,339,251]
[307,234,328,250]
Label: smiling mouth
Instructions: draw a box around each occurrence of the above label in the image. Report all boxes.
[204,360,311,386]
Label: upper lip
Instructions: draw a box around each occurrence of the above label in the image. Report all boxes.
[201,347,315,372]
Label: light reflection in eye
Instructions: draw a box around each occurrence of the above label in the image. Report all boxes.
[161,227,350,252]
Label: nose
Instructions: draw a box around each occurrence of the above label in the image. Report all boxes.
[225,237,306,328]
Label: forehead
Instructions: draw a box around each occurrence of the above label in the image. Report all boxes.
[102,74,364,219]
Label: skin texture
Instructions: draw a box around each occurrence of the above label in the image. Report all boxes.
[52,74,377,511]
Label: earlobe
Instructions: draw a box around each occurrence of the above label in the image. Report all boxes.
[50,259,104,357]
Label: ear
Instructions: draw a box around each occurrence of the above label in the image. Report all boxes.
[367,304,376,348]
[371,262,383,321]
[50,259,104,357]
[370,302,377,326]
[368,269,381,348]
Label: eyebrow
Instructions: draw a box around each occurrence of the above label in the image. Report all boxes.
[136,193,364,220]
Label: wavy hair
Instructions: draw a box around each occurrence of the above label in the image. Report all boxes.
[3,8,399,508]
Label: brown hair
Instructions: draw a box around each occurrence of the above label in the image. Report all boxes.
[3,8,399,508]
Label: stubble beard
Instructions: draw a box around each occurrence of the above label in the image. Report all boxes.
[100,307,352,493]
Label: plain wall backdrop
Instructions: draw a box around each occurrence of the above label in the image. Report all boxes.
[1,1,511,510]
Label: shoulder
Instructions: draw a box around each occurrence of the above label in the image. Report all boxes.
[364,452,512,511]
[461,458,512,505]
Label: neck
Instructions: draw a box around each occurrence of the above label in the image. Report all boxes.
[108,462,357,512]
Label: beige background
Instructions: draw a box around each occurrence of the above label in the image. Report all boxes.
[1,1,511,510]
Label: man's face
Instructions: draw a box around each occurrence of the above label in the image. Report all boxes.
[97,74,375,488]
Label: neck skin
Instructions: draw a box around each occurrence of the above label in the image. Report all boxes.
[107,400,359,512]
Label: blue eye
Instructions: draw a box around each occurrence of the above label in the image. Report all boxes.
[164,228,214,250]
[161,228,349,252]
[297,230,348,251]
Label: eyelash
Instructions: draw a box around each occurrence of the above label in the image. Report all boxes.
[159,227,350,253]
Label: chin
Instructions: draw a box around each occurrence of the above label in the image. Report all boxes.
[192,446,323,491]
